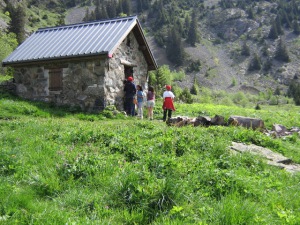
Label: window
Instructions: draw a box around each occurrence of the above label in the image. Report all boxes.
[49,68,63,91]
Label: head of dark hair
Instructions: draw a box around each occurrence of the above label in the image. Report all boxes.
[148,86,154,93]
[137,85,143,91]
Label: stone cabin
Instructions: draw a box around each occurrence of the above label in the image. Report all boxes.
[2,15,157,111]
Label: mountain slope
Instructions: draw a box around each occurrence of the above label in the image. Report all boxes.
[2,0,300,95]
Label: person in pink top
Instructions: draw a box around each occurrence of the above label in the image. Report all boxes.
[146,86,155,120]
[162,85,175,122]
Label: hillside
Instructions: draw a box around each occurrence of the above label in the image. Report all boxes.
[1,0,300,95]
[1,92,300,224]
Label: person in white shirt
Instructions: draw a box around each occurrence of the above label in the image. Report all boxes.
[162,85,175,122]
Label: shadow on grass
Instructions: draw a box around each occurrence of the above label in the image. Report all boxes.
[0,91,82,118]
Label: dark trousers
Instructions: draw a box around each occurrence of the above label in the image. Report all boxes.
[163,109,172,121]
[125,97,135,116]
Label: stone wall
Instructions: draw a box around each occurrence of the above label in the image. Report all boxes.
[13,59,106,112]
[11,31,149,112]
[105,32,148,110]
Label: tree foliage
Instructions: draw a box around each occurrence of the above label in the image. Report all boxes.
[274,38,290,62]
[287,82,300,105]
[186,9,198,46]
[248,53,262,71]
[166,25,185,66]
[6,2,26,44]
[179,87,193,103]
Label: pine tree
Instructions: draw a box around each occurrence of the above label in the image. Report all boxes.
[248,53,262,71]
[183,15,191,38]
[190,77,199,95]
[186,9,198,46]
[282,11,292,28]
[287,82,300,105]
[166,25,184,66]
[117,0,123,15]
[268,20,279,39]
[293,20,300,35]
[241,42,250,56]
[107,0,117,18]
[7,3,26,44]
[275,15,284,35]
[137,0,150,13]
[274,38,290,62]
[94,0,101,20]
[122,0,132,16]
[179,88,193,103]
[100,5,108,19]
[247,8,254,19]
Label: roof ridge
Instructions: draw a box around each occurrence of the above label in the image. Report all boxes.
[37,15,138,32]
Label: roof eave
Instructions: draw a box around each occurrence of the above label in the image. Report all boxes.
[2,52,108,67]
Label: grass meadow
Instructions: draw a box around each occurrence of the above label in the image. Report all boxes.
[1,93,300,224]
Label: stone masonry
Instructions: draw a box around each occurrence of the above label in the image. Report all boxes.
[11,31,148,112]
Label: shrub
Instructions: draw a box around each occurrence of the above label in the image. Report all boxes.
[179,88,193,103]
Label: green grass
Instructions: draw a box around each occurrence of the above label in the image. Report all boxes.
[1,93,300,224]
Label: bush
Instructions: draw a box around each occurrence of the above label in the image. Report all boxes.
[178,88,193,103]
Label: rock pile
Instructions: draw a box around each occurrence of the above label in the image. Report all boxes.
[166,115,300,138]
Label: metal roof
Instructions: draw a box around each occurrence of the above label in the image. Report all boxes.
[2,15,157,70]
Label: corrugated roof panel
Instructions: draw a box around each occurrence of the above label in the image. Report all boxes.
[39,28,67,59]
[105,19,134,52]
[78,23,107,55]
[57,26,83,57]
[48,27,76,57]
[2,16,138,64]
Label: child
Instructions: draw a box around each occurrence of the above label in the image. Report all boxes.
[162,85,175,122]
[136,85,144,119]
[147,86,155,120]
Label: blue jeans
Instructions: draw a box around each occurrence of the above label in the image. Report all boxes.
[125,97,135,116]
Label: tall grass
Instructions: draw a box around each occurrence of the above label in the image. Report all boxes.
[1,93,300,224]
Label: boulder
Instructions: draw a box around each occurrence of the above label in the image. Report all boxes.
[228,115,265,130]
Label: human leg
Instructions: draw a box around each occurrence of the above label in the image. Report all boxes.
[147,107,151,119]
[129,98,135,116]
[163,109,167,122]
[137,102,143,119]
[167,109,172,119]
[125,98,130,115]
[150,107,153,120]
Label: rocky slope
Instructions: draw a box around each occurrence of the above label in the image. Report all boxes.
[2,0,300,94]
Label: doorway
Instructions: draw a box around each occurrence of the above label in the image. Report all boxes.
[124,66,133,80]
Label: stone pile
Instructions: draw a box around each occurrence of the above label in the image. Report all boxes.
[166,115,300,138]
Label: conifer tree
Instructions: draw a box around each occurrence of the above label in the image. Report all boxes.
[274,38,290,62]
[287,82,300,105]
[275,15,284,35]
[186,9,198,46]
[122,0,132,16]
[107,0,117,18]
[241,42,250,56]
[117,0,123,15]
[183,15,191,38]
[248,53,262,71]
[166,25,184,66]
[190,76,199,95]
[7,2,26,44]
[247,8,254,19]
[100,5,108,19]
[94,0,101,20]
[268,20,279,39]
[293,20,300,35]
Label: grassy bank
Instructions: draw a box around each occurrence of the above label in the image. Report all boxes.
[1,94,300,224]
